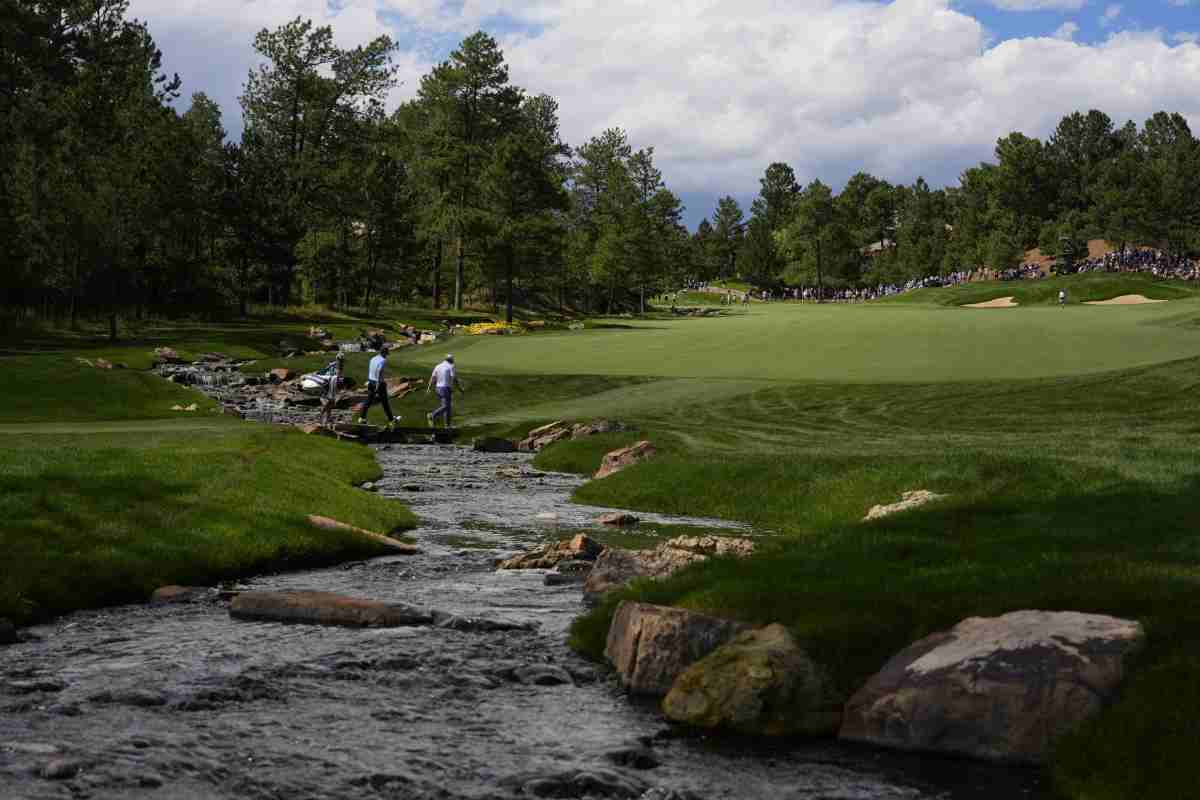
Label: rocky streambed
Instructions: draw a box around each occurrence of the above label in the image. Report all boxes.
[0,444,1046,799]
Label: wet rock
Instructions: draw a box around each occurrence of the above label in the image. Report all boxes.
[513,768,650,798]
[46,702,81,716]
[402,483,423,492]
[230,591,434,628]
[597,512,639,527]
[360,481,377,491]
[639,790,705,800]
[604,746,660,770]
[839,610,1145,764]
[665,536,755,558]
[41,758,84,780]
[498,534,604,570]
[863,489,947,521]
[513,665,575,686]
[605,602,750,696]
[269,367,294,383]
[594,441,657,480]
[662,624,842,736]
[431,611,538,633]
[0,618,17,645]
[568,665,600,685]
[518,421,574,452]
[306,515,421,554]
[473,436,517,453]
[149,585,215,605]
[92,688,167,708]
[138,772,165,788]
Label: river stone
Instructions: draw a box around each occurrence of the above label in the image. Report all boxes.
[497,534,604,570]
[295,422,336,437]
[839,610,1145,764]
[269,367,294,383]
[41,758,84,780]
[473,436,517,453]
[662,624,842,736]
[229,591,433,628]
[513,665,575,686]
[571,419,629,439]
[511,768,649,799]
[306,515,420,554]
[863,489,947,521]
[605,602,751,696]
[0,618,17,645]
[594,441,657,480]
[518,421,574,452]
[597,512,639,527]
[149,585,215,605]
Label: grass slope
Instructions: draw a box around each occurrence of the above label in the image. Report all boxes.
[888,272,1199,307]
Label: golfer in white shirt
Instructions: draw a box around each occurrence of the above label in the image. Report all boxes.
[427,354,465,428]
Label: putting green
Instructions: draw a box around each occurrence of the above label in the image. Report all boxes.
[410,300,1200,383]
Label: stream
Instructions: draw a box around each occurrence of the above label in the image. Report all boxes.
[0,443,1046,799]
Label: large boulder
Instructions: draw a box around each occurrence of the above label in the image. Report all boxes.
[662,624,842,736]
[230,591,432,628]
[594,441,657,480]
[497,534,604,570]
[306,515,421,554]
[839,610,1145,764]
[605,601,750,696]
[583,536,755,603]
[518,421,573,452]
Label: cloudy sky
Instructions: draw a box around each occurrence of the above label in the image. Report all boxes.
[129,0,1200,227]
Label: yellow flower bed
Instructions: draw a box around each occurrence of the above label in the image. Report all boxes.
[465,321,527,336]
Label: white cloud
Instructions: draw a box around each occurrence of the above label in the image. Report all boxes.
[1100,3,1123,26]
[1175,31,1199,44]
[1053,21,1080,40]
[986,0,1085,9]
[127,0,1200,215]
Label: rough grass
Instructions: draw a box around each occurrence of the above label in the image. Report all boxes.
[545,353,1200,799]
[0,426,417,626]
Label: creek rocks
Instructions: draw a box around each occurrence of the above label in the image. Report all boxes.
[497,534,604,570]
[229,590,434,628]
[504,768,650,799]
[149,586,216,605]
[597,512,639,527]
[662,624,842,736]
[41,758,85,780]
[519,421,574,452]
[582,536,756,603]
[306,515,421,555]
[863,490,947,521]
[473,436,518,453]
[512,664,575,686]
[595,441,657,480]
[839,610,1145,764]
[269,368,295,383]
[605,602,750,696]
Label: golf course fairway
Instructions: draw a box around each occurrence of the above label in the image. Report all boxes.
[400,299,1200,383]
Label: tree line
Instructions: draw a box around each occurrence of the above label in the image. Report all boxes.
[5,2,1199,335]
[2,1,693,335]
[697,109,1200,294]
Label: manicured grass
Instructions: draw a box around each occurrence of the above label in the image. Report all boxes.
[0,426,417,625]
[532,431,646,475]
[888,272,1200,307]
[392,295,1200,384]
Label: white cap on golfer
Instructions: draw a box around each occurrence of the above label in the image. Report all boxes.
[445,354,454,362]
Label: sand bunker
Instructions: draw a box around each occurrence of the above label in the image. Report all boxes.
[1084,294,1168,306]
[963,296,1018,309]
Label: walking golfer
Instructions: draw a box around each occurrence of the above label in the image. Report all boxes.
[359,345,398,429]
[319,352,344,428]
[427,354,465,428]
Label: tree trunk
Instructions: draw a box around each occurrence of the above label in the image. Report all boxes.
[816,237,824,303]
[454,235,465,310]
[639,285,645,315]
[432,240,442,309]
[505,247,515,324]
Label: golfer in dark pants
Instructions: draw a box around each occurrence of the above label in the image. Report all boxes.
[427,354,465,428]
[359,346,397,429]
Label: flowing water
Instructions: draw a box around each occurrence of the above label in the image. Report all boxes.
[0,444,1046,799]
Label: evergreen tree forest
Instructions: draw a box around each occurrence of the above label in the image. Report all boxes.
[4,1,1200,335]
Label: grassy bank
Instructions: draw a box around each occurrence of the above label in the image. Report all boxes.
[0,426,417,626]
[887,272,1198,307]
[552,352,1200,799]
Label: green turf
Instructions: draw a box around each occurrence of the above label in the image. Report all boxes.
[888,272,1199,307]
[391,298,1200,384]
[0,426,417,626]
